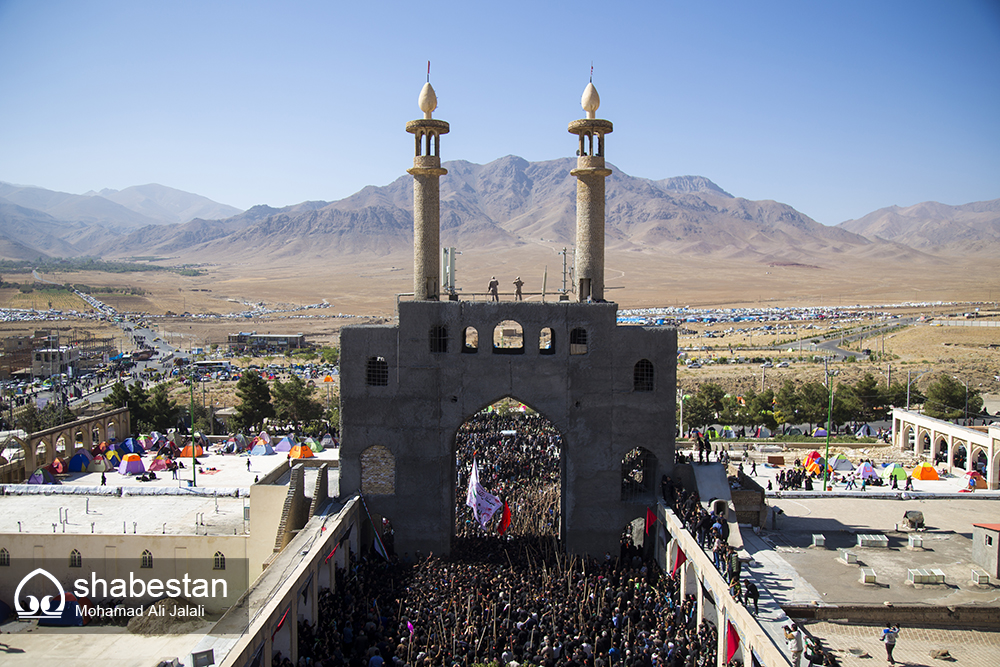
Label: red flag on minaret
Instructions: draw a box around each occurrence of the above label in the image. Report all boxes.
[427,60,431,82]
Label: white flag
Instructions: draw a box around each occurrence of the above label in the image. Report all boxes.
[465,458,503,528]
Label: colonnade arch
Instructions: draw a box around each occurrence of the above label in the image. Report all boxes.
[892,408,999,490]
[0,407,130,482]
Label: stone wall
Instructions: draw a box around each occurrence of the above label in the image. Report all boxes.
[340,299,677,557]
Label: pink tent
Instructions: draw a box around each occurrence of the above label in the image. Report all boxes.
[148,455,169,472]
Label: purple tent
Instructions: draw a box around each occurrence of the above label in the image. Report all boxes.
[118,454,146,475]
[28,468,59,485]
[116,438,143,456]
[274,436,295,453]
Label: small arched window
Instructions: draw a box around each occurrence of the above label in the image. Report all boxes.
[70,549,82,568]
[570,328,588,355]
[493,321,524,355]
[634,359,654,392]
[463,327,479,354]
[429,326,448,353]
[214,551,226,571]
[141,549,153,569]
[539,328,555,355]
[365,356,389,386]
[0,547,9,566]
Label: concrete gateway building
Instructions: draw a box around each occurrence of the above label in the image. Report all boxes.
[339,81,678,557]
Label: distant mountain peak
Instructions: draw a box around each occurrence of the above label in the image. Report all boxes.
[652,175,732,198]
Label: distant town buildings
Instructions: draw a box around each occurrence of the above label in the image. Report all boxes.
[227,332,307,354]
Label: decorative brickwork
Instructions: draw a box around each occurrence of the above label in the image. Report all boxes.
[361,445,396,495]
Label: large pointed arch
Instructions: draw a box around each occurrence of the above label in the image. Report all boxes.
[451,396,564,544]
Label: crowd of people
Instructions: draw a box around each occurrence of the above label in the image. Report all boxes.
[285,535,720,667]
[453,409,562,537]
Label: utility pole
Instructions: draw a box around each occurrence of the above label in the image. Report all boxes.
[190,379,196,488]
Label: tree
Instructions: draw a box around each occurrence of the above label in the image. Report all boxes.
[234,371,274,432]
[797,382,830,429]
[272,374,324,431]
[850,373,886,423]
[319,346,339,365]
[104,381,149,427]
[38,402,76,431]
[773,381,800,432]
[924,375,982,421]
[15,403,41,433]
[141,384,180,433]
[748,388,777,430]
[685,384,726,429]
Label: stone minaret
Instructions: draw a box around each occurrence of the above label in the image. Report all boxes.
[568,82,613,302]
[406,83,450,300]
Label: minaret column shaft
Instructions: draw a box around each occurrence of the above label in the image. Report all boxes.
[572,164,610,301]
[406,118,449,301]
[568,117,613,303]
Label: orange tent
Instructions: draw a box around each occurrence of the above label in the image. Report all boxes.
[911,462,939,480]
[180,444,204,458]
[288,445,315,459]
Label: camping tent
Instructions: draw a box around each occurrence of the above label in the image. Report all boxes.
[804,451,822,463]
[148,455,170,472]
[87,456,110,473]
[138,435,154,450]
[116,438,143,456]
[787,427,803,436]
[829,454,854,471]
[719,427,737,439]
[289,445,315,459]
[28,468,59,485]
[68,451,94,473]
[805,457,828,476]
[180,444,204,458]
[964,470,987,489]
[118,453,146,475]
[855,424,875,438]
[305,437,323,453]
[320,434,337,449]
[911,462,939,480]
[250,442,275,456]
[752,426,772,439]
[47,457,67,475]
[855,462,878,480]
[881,463,907,481]
[812,428,828,437]
[37,593,93,627]
[274,436,295,453]
[192,432,210,449]
[104,450,123,467]
[257,431,271,444]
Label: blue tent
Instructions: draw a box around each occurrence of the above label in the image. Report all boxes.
[116,438,143,456]
[37,593,92,626]
[251,442,275,456]
[68,451,94,473]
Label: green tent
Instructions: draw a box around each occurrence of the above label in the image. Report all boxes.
[305,436,324,453]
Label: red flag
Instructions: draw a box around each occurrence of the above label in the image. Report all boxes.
[498,502,511,535]
[671,548,686,576]
[499,502,510,535]
[726,621,740,663]
[645,507,656,534]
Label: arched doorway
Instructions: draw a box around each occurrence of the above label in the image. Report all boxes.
[952,444,967,469]
[972,449,988,477]
[453,398,562,542]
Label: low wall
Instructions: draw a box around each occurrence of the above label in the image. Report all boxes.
[784,603,1000,629]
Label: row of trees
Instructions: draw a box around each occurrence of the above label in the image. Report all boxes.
[681,373,985,431]
[100,371,334,436]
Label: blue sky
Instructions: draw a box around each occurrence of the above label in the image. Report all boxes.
[1,0,998,224]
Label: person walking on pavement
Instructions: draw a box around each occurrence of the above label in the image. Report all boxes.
[881,623,899,664]
[745,579,759,616]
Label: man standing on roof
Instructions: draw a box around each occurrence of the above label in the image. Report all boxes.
[512,276,524,301]
[488,277,499,302]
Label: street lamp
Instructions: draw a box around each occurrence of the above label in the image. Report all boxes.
[823,357,839,492]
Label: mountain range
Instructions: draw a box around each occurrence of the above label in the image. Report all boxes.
[1,161,996,265]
